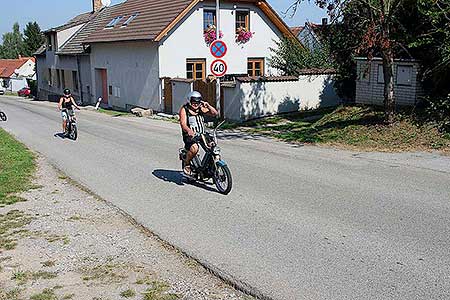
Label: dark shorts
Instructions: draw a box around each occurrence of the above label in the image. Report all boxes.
[183,136,198,150]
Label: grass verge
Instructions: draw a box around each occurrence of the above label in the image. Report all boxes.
[97,108,132,117]
[228,105,450,152]
[0,128,36,206]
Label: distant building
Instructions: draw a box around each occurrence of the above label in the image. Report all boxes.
[291,18,328,52]
[0,56,36,92]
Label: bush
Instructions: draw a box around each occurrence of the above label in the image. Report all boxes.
[424,95,450,133]
[27,79,37,97]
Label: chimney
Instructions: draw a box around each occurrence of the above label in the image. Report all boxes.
[93,0,102,12]
[322,18,328,26]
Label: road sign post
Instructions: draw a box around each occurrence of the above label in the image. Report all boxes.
[215,0,221,117]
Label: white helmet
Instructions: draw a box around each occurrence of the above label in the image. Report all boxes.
[188,91,203,103]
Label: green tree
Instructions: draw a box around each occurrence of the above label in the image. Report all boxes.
[287,0,418,123]
[412,0,450,95]
[22,22,45,57]
[269,37,334,76]
[0,23,23,59]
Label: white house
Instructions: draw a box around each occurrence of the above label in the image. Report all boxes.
[36,0,342,119]
[82,0,298,111]
[0,57,36,92]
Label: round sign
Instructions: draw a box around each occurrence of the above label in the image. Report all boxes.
[210,59,227,77]
[210,40,227,59]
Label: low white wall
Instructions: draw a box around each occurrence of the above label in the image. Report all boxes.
[171,80,192,114]
[224,75,342,121]
[7,78,28,92]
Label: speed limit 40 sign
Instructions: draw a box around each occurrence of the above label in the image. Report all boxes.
[210,59,227,77]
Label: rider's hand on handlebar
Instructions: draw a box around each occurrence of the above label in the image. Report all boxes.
[187,129,196,138]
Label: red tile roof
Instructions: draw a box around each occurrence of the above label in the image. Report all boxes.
[290,26,304,36]
[0,58,33,78]
[297,68,336,75]
[236,76,299,83]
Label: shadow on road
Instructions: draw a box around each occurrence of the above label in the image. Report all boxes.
[54,132,66,139]
[152,169,184,186]
[217,131,305,148]
[152,169,219,193]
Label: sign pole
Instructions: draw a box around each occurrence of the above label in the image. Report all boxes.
[215,0,221,117]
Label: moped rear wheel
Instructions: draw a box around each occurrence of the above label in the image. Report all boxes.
[214,165,232,195]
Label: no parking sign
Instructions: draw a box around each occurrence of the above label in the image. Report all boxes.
[210,40,227,58]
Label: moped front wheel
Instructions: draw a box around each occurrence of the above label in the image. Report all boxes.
[69,124,77,140]
[214,165,232,195]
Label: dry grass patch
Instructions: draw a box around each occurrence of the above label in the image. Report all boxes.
[0,210,33,250]
[233,106,450,152]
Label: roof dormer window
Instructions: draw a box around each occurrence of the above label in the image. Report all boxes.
[105,16,124,28]
[122,13,139,27]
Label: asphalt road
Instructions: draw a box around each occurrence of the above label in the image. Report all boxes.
[1,96,450,300]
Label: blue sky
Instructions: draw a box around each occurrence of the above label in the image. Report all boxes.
[0,0,327,42]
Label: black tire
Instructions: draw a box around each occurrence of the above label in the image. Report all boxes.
[0,112,6,122]
[70,124,77,140]
[214,165,232,195]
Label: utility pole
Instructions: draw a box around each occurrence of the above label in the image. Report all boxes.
[215,0,221,117]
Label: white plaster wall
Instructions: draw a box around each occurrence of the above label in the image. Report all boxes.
[224,75,342,121]
[90,41,161,110]
[16,59,36,78]
[10,78,28,92]
[159,1,283,78]
[171,81,193,114]
[57,24,84,50]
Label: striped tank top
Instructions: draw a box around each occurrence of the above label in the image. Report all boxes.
[183,104,205,137]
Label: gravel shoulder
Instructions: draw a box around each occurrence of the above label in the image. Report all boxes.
[0,156,253,300]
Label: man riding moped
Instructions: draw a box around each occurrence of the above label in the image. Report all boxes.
[179,91,218,177]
